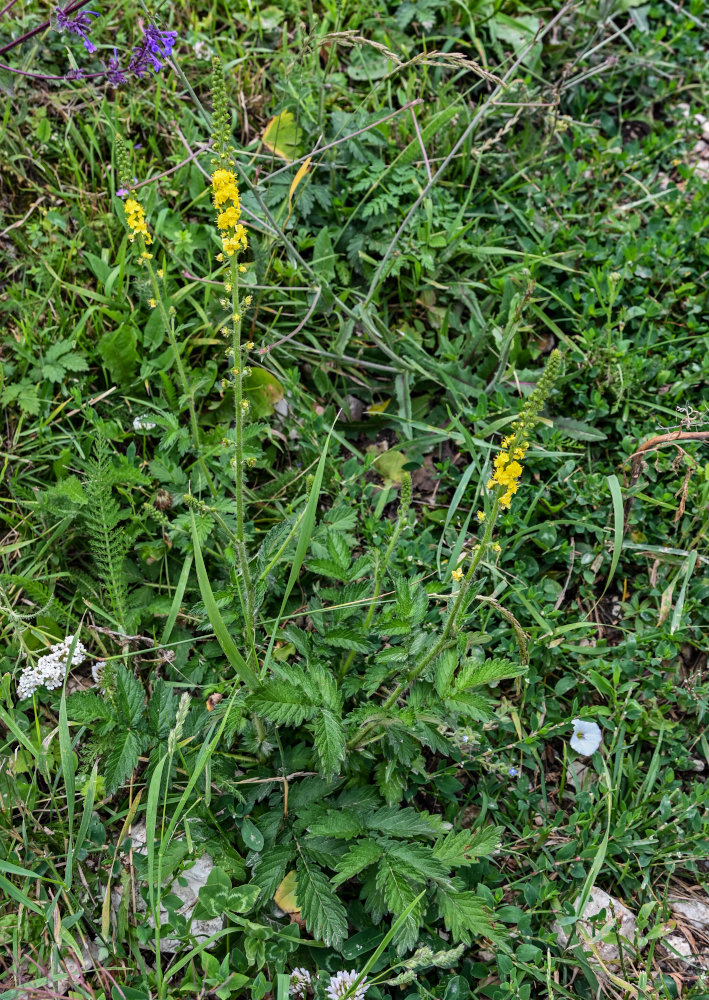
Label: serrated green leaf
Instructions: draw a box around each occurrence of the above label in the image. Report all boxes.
[432,827,501,867]
[252,846,294,898]
[313,709,346,779]
[456,657,525,690]
[249,681,319,725]
[332,840,382,887]
[436,886,496,944]
[308,810,362,840]
[295,855,348,948]
[375,856,425,952]
[66,691,119,725]
[103,729,147,795]
[368,807,444,839]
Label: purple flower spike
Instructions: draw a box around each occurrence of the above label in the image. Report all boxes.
[54,7,99,54]
[144,24,177,62]
[128,22,177,77]
[106,47,126,86]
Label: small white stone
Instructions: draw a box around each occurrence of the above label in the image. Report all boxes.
[670,896,709,931]
[662,933,693,958]
[555,888,637,966]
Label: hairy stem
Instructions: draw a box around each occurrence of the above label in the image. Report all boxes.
[230,256,256,663]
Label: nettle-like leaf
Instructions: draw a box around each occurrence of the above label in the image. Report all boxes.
[295,853,348,949]
[367,807,445,839]
[114,666,146,727]
[104,728,149,795]
[252,845,294,898]
[249,680,319,726]
[147,679,178,741]
[432,827,502,867]
[41,340,89,381]
[332,840,382,887]
[313,709,346,779]
[375,856,425,952]
[436,885,497,944]
[456,656,526,690]
[66,691,119,726]
[307,810,362,840]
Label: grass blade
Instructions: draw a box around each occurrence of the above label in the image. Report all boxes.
[261,417,335,675]
[161,552,193,645]
[600,474,624,599]
[190,511,259,688]
[670,549,698,635]
[58,688,75,886]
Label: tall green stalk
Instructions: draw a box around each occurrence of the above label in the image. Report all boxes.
[144,260,216,496]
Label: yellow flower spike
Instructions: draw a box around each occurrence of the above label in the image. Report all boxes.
[124,197,153,245]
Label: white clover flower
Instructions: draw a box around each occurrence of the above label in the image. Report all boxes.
[16,635,87,700]
[133,415,157,431]
[569,719,602,756]
[288,967,312,998]
[325,970,368,1000]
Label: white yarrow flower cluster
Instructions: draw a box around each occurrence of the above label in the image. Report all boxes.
[325,970,368,1000]
[569,718,602,756]
[16,635,87,700]
[288,968,312,998]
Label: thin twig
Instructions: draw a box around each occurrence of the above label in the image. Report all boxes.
[262,287,322,351]
[0,196,45,238]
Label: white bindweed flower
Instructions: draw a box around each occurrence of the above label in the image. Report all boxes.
[569,719,602,756]
[325,970,368,1000]
[288,968,311,998]
[16,635,87,700]
[133,415,157,431]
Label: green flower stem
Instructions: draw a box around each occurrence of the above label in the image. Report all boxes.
[144,257,216,496]
[229,256,256,663]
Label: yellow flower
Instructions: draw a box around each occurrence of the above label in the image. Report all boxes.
[212,167,248,258]
[492,543,501,553]
[451,568,464,582]
[124,197,152,245]
[488,445,525,509]
[217,205,241,231]
[148,298,157,308]
[157,268,164,278]
[476,510,486,522]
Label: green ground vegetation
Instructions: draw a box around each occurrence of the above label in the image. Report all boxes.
[1,1,708,998]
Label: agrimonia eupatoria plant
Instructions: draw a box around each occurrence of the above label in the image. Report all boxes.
[98,61,564,972]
